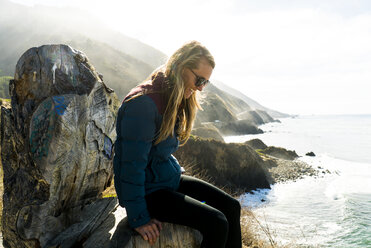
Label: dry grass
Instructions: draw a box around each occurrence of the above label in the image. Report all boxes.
[182,162,291,248]
[181,160,247,198]
[101,181,117,198]
[241,208,278,248]
[179,162,284,247]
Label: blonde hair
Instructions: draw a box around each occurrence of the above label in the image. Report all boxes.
[155,40,215,146]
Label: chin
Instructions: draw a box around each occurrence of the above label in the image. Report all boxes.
[185,93,194,99]
[184,90,193,99]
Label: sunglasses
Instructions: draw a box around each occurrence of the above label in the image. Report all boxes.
[189,69,210,87]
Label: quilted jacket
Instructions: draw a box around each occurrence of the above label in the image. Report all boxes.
[113,72,182,228]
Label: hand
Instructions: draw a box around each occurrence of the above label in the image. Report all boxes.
[134,218,163,246]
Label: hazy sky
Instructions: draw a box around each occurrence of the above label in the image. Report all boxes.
[10,0,371,115]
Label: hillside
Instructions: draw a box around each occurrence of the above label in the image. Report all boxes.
[212,80,290,118]
[68,39,154,100]
[0,0,166,77]
[194,84,277,139]
[0,0,286,138]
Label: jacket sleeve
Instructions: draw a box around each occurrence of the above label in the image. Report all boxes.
[115,96,157,228]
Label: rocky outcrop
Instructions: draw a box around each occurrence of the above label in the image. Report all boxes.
[245,139,299,161]
[261,156,319,183]
[0,44,120,247]
[191,124,224,142]
[245,139,268,150]
[174,136,271,192]
[259,146,299,161]
[60,201,202,248]
[306,151,316,156]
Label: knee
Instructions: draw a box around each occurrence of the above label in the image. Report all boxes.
[200,211,229,248]
[228,197,241,218]
[214,211,229,234]
[232,198,241,212]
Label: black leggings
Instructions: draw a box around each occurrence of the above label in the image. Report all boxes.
[145,175,242,248]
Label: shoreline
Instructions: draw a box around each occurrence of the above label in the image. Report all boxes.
[261,155,330,184]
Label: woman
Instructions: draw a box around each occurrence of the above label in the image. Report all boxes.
[113,41,242,248]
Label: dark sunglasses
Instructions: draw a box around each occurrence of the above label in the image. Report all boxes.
[189,69,210,87]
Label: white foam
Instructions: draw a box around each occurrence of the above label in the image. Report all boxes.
[302,154,371,195]
[239,188,271,208]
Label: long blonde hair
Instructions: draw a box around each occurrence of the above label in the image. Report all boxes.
[155,40,215,146]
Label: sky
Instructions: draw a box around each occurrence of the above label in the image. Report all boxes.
[10,0,371,115]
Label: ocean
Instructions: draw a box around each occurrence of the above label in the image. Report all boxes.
[224,115,371,247]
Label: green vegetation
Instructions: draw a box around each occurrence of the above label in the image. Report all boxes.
[255,148,266,157]
[0,76,12,99]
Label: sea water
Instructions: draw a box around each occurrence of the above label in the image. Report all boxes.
[225,115,371,247]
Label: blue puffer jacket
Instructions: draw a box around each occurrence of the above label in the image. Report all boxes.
[113,74,182,228]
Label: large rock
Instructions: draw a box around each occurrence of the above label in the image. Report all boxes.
[174,136,271,192]
[1,44,203,248]
[1,44,119,247]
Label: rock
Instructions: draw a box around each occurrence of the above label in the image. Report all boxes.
[261,157,319,183]
[174,136,271,191]
[1,44,120,247]
[244,138,267,150]
[260,146,299,160]
[306,151,316,156]
[123,222,202,248]
[73,199,203,248]
[191,125,225,142]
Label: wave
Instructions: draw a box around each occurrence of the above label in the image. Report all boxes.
[240,153,371,247]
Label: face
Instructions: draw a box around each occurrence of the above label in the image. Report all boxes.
[182,57,213,99]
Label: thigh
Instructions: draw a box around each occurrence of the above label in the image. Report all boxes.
[145,189,225,229]
[177,175,237,212]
